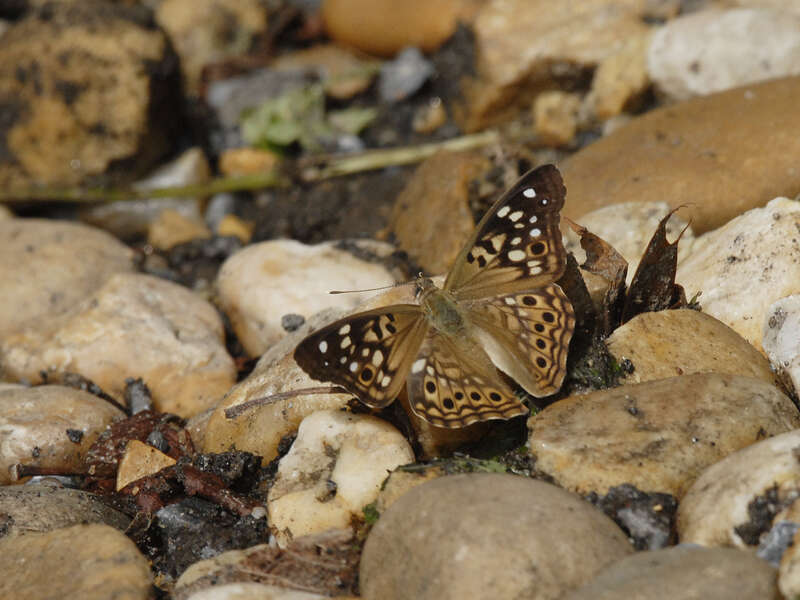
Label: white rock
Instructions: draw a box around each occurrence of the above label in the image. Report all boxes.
[0,272,236,417]
[268,410,414,547]
[564,201,693,284]
[763,295,800,396]
[183,582,327,600]
[678,429,800,547]
[648,8,800,101]
[676,197,800,353]
[216,239,398,357]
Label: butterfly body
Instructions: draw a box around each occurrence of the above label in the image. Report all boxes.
[294,165,576,428]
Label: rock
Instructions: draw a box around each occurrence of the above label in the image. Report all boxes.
[148,209,212,250]
[606,309,775,385]
[360,473,633,600]
[564,201,694,284]
[529,373,800,498]
[216,215,254,244]
[268,411,413,546]
[677,429,800,547]
[0,483,130,537]
[116,439,177,491]
[0,2,181,190]
[588,31,651,120]
[378,47,434,103]
[156,0,268,95]
[0,219,134,339]
[1,273,236,417]
[676,198,800,352]
[390,151,487,276]
[218,147,281,177]
[564,545,778,600]
[780,527,800,598]
[271,44,379,100]
[460,0,650,131]
[762,296,800,396]
[181,583,329,600]
[561,77,800,234]
[648,8,800,102]
[80,147,211,240]
[533,91,583,146]
[0,385,125,485]
[0,523,152,599]
[0,205,12,220]
[373,465,444,514]
[216,239,397,356]
[728,0,800,18]
[322,0,459,57]
[412,97,448,134]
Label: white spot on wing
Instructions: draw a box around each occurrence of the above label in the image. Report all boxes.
[338,324,351,335]
[426,366,435,376]
[522,188,536,198]
[508,249,526,262]
[372,350,384,366]
[412,358,426,373]
[349,362,358,372]
[504,297,517,305]
[340,336,351,349]
[381,375,391,387]
[530,228,541,237]
[340,356,347,364]
[318,341,328,353]
[509,210,523,222]
[497,206,510,218]
[529,215,538,224]
[510,236,522,245]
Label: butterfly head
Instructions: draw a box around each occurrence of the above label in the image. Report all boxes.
[413,275,437,301]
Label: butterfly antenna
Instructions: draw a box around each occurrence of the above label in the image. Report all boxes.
[225,386,350,419]
[329,279,415,294]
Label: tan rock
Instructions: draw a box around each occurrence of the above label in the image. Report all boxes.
[0,385,124,485]
[0,3,178,189]
[677,197,800,352]
[678,429,800,547]
[116,439,177,491]
[390,151,487,276]
[0,219,133,339]
[216,214,254,244]
[780,527,800,598]
[1,273,235,417]
[460,0,649,131]
[374,465,444,514]
[0,524,152,600]
[561,76,800,234]
[360,474,633,600]
[529,373,800,498]
[322,0,459,57]
[218,147,280,177]
[588,30,652,120]
[148,209,211,250]
[156,0,267,95]
[533,91,583,146]
[607,309,775,384]
[0,205,13,220]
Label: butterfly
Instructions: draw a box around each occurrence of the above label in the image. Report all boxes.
[294,164,575,428]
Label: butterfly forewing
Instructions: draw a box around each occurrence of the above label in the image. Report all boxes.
[464,284,575,398]
[294,306,428,408]
[405,330,527,428]
[444,164,568,301]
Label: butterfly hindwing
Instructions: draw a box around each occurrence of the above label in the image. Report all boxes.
[463,284,575,398]
[444,164,568,300]
[294,305,428,408]
[406,330,527,428]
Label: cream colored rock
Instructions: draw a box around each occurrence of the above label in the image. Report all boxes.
[183,583,327,600]
[763,295,800,396]
[0,219,133,339]
[533,91,582,146]
[678,429,800,547]
[116,439,177,491]
[677,198,800,352]
[529,374,800,498]
[780,527,800,598]
[0,484,130,537]
[216,239,397,357]
[268,410,413,546]
[360,474,633,600]
[0,385,124,485]
[374,465,444,514]
[0,523,152,599]
[1,273,235,417]
[0,205,12,219]
[588,30,651,120]
[148,209,211,250]
[564,201,693,284]
[648,8,800,101]
[607,309,775,385]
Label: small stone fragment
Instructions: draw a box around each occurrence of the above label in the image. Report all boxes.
[148,209,212,251]
[533,91,582,147]
[116,439,178,491]
[588,31,651,120]
[218,147,281,177]
[378,47,434,103]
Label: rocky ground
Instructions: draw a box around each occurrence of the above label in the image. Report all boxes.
[2,0,800,599]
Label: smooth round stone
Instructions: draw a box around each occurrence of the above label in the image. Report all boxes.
[0,219,133,339]
[0,483,130,537]
[607,309,775,385]
[360,473,633,600]
[648,8,800,102]
[564,545,778,600]
[562,77,800,234]
[1,272,235,417]
[678,429,800,547]
[268,411,413,547]
[216,239,397,357]
[0,523,152,599]
[0,385,125,485]
[677,197,800,352]
[182,583,328,600]
[529,373,800,498]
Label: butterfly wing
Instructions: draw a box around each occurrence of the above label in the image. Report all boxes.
[463,285,575,398]
[294,305,428,408]
[406,329,528,428]
[444,164,568,300]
